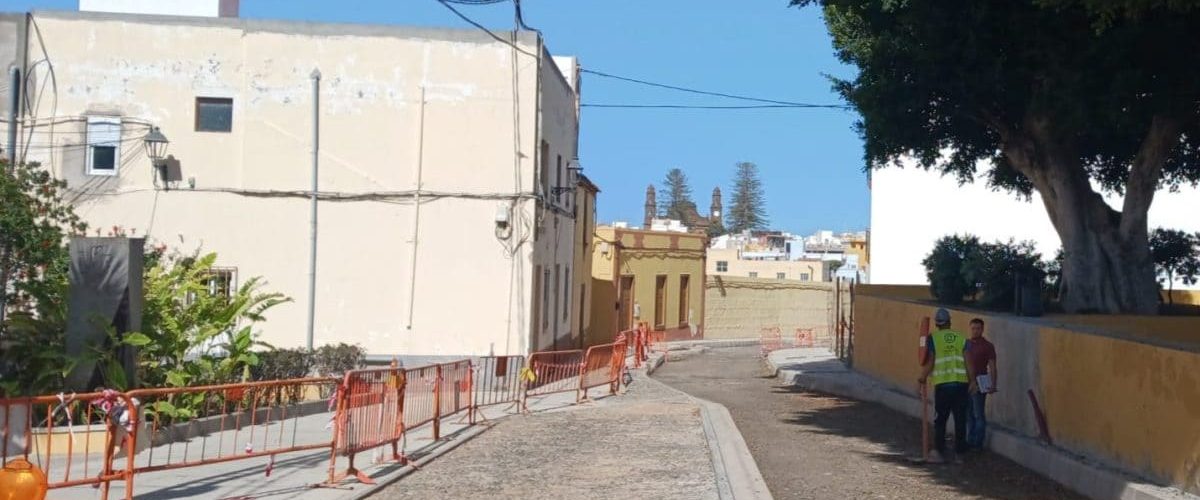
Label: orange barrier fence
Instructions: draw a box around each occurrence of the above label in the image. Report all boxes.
[760,327,784,357]
[438,361,473,422]
[473,356,525,409]
[331,367,404,484]
[1,390,138,499]
[522,350,585,409]
[577,338,627,400]
[402,364,441,437]
[794,328,814,347]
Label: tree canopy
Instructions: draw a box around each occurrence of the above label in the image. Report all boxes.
[660,168,696,221]
[727,162,769,233]
[796,0,1200,313]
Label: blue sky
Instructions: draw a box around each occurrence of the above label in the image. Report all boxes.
[1,0,868,235]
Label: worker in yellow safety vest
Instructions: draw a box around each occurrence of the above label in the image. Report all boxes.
[917,308,970,463]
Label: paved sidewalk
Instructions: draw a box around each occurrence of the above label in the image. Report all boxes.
[372,372,720,500]
[43,389,581,500]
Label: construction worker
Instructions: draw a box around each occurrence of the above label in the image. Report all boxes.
[917,308,970,463]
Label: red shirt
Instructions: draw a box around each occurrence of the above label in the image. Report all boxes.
[965,337,996,375]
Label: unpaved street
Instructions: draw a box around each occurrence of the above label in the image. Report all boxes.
[654,346,1082,500]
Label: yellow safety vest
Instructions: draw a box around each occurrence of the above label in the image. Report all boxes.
[930,329,968,386]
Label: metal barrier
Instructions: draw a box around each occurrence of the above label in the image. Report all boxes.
[760,326,784,357]
[523,349,584,410]
[577,341,621,400]
[402,364,441,439]
[126,378,339,492]
[646,329,668,362]
[1,390,137,500]
[473,356,524,410]
[438,361,473,422]
[330,366,405,485]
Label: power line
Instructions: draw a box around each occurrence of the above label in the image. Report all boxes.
[582,103,847,110]
[581,69,847,108]
[435,0,537,57]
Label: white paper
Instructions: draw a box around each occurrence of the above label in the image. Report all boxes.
[976,374,993,393]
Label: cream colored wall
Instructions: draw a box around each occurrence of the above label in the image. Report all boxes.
[17,12,576,357]
[707,248,824,281]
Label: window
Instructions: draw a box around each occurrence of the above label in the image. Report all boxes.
[776,272,786,280]
[557,155,564,205]
[86,116,122,176]
[678,275,690,328]
[542,268,550,332]
[185,267,237,305]
[801,273,810,281]
[195,97,233,132]
[563,268,570,320]
[654,275,667,330]
[748,272,758,278]
[553,265,560,336]
[716,261,728,272]
[540,141,550,197]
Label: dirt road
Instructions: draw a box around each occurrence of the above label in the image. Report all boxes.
[654,346,1082,500]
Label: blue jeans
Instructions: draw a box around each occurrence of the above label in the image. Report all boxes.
[966,391,987,448]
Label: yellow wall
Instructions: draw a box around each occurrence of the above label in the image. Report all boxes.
[852,293,1200,493]
[704,277,832,341]
[589,226,706,345]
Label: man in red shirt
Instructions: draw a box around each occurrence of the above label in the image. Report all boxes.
[965,318,997,450]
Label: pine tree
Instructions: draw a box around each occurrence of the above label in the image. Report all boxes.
[727,162,768,233]
[659,168,695,221]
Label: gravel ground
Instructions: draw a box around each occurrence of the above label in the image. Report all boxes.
[373,376,718,500]
[654,346,1084,500]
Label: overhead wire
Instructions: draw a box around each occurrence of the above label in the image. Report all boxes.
[434,1,847,111]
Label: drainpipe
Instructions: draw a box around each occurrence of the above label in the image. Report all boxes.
[5,67,17,166]
[406,86,426,330]
[306,69,320,351]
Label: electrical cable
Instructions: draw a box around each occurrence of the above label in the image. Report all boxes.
[435,0,537,57]
[581,69,848,108]
[581,103,846,110]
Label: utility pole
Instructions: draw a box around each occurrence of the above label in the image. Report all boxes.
[306,69,320,351]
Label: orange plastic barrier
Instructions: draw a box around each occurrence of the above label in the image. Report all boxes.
[760,326,783,357]
[331,366,405,484]
[1,390,138,500]
[577,337,627,400]
[523,350,585,410]
[794,328,814,347]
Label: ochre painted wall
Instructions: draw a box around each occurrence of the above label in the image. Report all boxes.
[704,277,832,342]
[853,293,1200,493]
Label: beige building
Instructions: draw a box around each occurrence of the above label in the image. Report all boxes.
[590,226,706,344]
[707,248,828,282]
[1,10,586,359]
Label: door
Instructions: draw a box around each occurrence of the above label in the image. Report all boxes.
[678,274,690,328]
[618,275,634,332]
[654,275,667,330]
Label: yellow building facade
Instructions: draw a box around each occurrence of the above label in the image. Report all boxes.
[589,226,706,345]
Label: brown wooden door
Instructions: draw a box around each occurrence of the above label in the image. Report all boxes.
[654,275,667,330]
[678,275,690,328]
[618,275,634,332]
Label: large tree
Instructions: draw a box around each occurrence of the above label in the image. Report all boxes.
[796,0,1200,313]
[659,168,696,221]
[727,162,769,233]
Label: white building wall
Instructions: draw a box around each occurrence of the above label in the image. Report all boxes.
[11,12,577,357]
[79,0,237,17]
[870,161,1200,289]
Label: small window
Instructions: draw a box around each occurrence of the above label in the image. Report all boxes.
[207,267,237,301]
[776,272,786,280]
[801,273,810,281]
[749,272,758,278]
[86,116,122,176]
[196,97,233,132]
[716,261,728,272]
[563,269,570,320]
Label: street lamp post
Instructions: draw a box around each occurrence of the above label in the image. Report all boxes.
[143,126,170,190]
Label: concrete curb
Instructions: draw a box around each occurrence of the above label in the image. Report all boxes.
[696,399,774,500]
[645,354,773,500]
[765,349,1197,500]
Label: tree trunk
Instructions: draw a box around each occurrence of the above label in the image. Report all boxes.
[1001,118,1166,315]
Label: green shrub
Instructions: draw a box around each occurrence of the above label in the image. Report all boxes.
[922,234,981,305]
[313,343,366,376]
[251,348,315,381]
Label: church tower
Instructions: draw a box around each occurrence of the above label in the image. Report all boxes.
[644,185,657,229]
